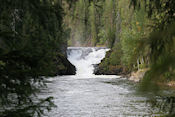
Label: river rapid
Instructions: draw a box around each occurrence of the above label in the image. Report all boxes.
[41,47,162,117]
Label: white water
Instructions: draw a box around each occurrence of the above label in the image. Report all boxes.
[67,47,109,76]
[67,47,117,78]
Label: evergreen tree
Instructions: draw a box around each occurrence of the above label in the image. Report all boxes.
[0,0,70,116]
[89,2,98,46]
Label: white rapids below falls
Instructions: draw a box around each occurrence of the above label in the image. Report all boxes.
[40,47,162,117]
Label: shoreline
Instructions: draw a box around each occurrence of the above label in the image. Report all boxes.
[124,69,175,89]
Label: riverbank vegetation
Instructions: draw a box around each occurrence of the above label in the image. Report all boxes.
[0,0,75,116]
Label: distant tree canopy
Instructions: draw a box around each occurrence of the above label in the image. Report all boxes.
[63,0,117,47]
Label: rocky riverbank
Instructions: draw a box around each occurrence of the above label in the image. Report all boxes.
[128,69,148,82]
[55,53,76,75]
[94,50,130,75]
[93,49,149,82]
[94,64,129,75]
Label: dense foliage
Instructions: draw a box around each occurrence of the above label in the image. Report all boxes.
[130,0,175,86]
[64,0,118,47]
[0,0,75,116]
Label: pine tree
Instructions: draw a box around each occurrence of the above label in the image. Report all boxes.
[0,0,67,116]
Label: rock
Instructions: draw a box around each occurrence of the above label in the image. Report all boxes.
[54,53,76,75]
[94,64,129,75]
[93,50,129,75]
[129,69,148,82]
[167,81,175,87]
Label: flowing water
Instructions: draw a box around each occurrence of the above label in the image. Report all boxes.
[42,47,162,117]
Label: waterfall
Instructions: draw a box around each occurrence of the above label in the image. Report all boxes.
[67,47,109,77]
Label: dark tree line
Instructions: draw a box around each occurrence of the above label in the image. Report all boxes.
[0,0,73,116]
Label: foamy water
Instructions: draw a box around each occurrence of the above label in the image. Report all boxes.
[67,47,116,78]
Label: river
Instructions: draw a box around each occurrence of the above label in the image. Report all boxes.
[41,47,162,117]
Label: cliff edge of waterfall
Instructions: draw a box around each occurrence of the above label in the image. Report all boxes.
[55,53,76,75]
[94,50,130,75]
[53,46,76,76]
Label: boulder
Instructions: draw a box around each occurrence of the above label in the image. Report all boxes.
[55,53,76,75]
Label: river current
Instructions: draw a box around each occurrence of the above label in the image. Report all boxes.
[41,47,162,117]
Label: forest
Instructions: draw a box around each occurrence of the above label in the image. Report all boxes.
[65,0,175,87]
[0,0,175,116]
